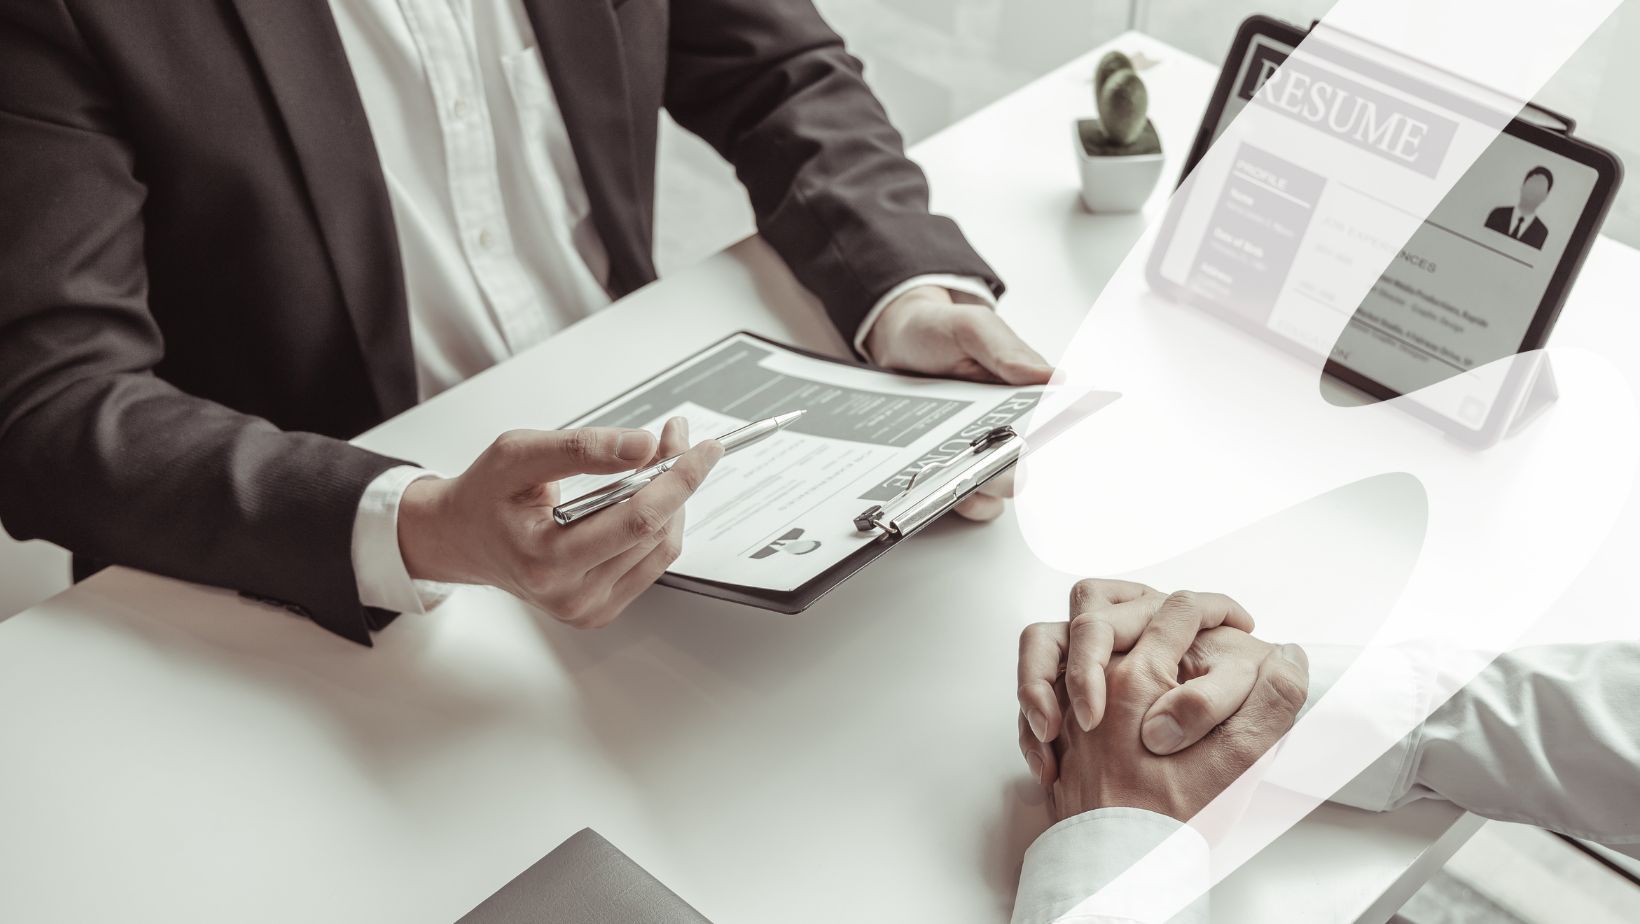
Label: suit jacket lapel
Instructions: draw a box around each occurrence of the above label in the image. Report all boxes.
[522,0,656,296]
[230,0,417,419]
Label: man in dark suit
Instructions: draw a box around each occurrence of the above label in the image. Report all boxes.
[0,0,1049,644]
[1484,166,1554,250]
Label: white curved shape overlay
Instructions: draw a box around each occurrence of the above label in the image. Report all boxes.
[1012,0,1635,918]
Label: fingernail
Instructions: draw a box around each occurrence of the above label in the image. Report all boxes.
[1026,709,1048,742]
[615,431,654,461]
[671,416,689,439]
[1025,751,1045,784]
[1072,698,1093,733]
[1142,714,1184,754]
[1280,643,1308,668]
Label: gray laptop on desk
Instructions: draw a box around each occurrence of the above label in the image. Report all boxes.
[457,829,713,924]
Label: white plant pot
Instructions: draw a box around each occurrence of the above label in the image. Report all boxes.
[1072,120,1165,213]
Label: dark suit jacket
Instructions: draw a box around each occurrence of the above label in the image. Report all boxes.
[1485,205,1548,249]
[0,0,1000,643]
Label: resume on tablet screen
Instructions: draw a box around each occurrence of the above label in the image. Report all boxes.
[1152,27,1606,432]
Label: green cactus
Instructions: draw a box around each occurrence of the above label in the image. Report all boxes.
[1080,51,1159,156]
[1098,68,1148,147]
[1094,51,1133,98]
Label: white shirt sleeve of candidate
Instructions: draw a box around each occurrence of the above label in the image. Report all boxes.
[1011,808,1209,924]
[1287,641,1640,856]
[1332,642,1640,853]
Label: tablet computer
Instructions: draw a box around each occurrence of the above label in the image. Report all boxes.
[1145,15,1623,445]
[457,828,712,924]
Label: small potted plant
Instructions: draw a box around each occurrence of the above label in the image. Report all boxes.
[1073,51,1164,212]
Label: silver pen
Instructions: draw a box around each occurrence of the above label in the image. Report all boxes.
[552,410,807,526]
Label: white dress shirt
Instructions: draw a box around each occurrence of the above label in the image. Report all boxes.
[328,0,994,614]
[1011,642,1640,924]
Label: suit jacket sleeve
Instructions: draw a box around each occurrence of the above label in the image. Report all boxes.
[0,2,402,645]
[663,0,1003,339]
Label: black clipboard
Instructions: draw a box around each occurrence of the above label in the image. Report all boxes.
[558,332,1029,614]
[1144,14,1624,447]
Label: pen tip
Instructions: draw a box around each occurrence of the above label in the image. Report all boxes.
[777,410,805,427]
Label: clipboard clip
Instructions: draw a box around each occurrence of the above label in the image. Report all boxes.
[852,427,1024,537]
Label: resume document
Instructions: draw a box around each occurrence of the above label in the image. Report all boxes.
[559,335,1043,591]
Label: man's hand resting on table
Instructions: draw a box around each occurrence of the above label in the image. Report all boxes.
[397,417,721,629]
[865,285,1053,521]
[1016,580,1308,821]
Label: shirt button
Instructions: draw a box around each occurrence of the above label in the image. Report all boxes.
[478,228,495,250]
[451,98,469,118]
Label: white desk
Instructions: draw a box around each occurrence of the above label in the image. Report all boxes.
[23,29,1640,923]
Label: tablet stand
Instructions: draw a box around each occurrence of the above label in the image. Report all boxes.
[1501,353,1561,439]
[1321,352,1561,448]
[1437,352,1561,448]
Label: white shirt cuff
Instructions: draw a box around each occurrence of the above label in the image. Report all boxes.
[1274,644,1427,812]
[853,274,999,362]
[352,465,458,615]
[1012,808,1209,924]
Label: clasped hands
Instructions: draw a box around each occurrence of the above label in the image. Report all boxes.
[1018,579,1310,823]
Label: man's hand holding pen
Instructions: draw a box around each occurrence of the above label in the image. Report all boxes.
[397,417,722,629]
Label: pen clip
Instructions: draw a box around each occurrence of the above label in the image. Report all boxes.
[852,427,1023,536]
[552,462,667,526]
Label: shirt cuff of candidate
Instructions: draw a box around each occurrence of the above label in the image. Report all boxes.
[1278,644,1426,812]
[853,274,999,363]
[1012,808,1209,924]
[352,464,458,616]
